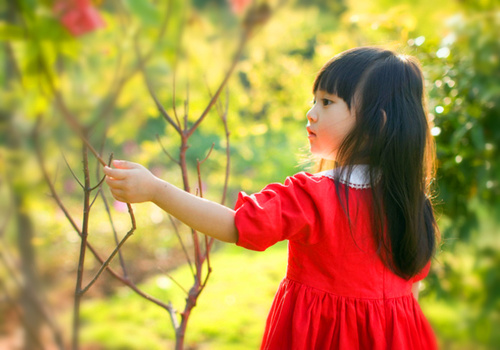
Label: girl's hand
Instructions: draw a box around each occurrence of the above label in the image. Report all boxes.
[104,160,238,243]
[103,160,159,203]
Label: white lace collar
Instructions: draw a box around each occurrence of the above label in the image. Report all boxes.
[315,165,378,189]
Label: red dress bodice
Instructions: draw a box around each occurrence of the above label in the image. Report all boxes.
[234,171,437,349]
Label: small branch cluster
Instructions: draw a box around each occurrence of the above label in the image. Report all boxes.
[25,1,275,349]
[136,22,242,346]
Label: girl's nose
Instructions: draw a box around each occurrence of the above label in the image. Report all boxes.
[306,107,317,123]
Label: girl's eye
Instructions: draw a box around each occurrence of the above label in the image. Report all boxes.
[322,99,333,106]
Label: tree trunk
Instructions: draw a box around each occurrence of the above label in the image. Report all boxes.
[14,193,43,350]
[4,3,42,347]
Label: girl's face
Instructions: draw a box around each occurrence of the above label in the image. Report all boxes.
[306,90,355,160]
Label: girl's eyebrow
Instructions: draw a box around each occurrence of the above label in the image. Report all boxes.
[315,90,338,99]
[322,92,338,99]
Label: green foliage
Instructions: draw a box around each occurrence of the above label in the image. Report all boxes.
[405,9,500,349]
[0,0,499,349]
[415,12,500,240]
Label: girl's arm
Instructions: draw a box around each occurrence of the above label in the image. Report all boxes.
[103,160,238,243]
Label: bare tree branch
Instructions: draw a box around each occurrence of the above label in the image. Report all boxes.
[220,88,231,206]
[100,192,128,277]
[171,14,186,131]
[168,215,195,277]
[172,65,182,129]
[61,149,84,189]
[34,119,81,235]
[135,40,182,135]
[34,118,175,321]
[184,81,190,132]
[80,224,136,295]
[156,134,181,165]
[71,142,92,350]
[164,271,189,295]
[187,31,250,138]
[89,175,107,193]
[89,0,174,131]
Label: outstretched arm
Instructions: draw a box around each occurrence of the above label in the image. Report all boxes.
[103,160,238,243]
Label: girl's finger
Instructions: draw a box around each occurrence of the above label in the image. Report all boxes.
[105,175,124,189]
[112,160,138,170]
[110,189,125,202]
[103,166,128,180]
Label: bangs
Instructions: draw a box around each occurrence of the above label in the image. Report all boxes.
[313,47,390,109]
[313,64,357,108]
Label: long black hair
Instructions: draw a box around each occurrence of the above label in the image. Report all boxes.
[313,47,438,279]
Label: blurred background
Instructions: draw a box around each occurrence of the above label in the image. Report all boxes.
[0,0,499,349]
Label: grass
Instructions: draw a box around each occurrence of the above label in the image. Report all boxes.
[77,242,288,349]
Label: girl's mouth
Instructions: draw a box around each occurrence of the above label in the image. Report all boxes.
[307,127,316,138]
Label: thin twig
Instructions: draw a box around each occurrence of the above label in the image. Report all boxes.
[34,118,81,234]
[172,64,182,129]
[89,153,113,207]
[195,143,216,281]
[89,154,113,208]
[89,174,107,192]
[168,215,195,277]
[137,0,173,67]
[201,263,212,290]
[187,31,250,138]
[100,192,128,277]
[53,89,107,165]
[199,143,215,165]
[204,85,231,206]
[220,88,231,206]
[34,40,107,166]
[84,199,137,295]
[72,141,92,350]
[94,115,129,276]
[126,203,136,230]
[171,11,186,129]
[89,187,102,209]
[164,271,189,295]
[52,162,60,191]
[167,301,179,329]
[90,0,173,131]
[34,120,174,317]
[135,39,182,135]
[61,149,84,189]
[202,224,214,274]
[196,142,215,199]
[80,225,135,295]
[156,134,180,165]
[184,85,189,132]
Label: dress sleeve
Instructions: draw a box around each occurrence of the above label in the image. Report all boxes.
[412,260,431,282]
[234,173,321,251]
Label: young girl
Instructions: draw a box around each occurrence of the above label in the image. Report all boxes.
[104,47,439,349]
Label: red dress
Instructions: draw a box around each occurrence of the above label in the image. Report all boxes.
[234,169,437,350]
